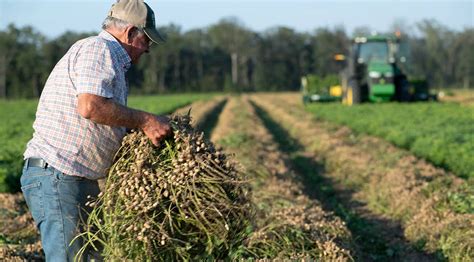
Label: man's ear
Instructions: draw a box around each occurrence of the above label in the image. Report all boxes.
[125,26,136,44]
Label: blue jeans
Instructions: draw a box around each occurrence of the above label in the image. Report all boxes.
[20,162,100,262]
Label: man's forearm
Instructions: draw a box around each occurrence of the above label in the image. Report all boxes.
[77,93,150,129]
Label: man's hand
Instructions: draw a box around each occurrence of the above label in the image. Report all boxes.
[140,114,171,146]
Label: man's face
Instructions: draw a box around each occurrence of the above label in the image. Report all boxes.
[128,31,151,64]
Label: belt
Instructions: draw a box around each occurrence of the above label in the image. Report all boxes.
[25,158,49,169]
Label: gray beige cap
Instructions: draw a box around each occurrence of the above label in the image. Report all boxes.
[108,0,165,44]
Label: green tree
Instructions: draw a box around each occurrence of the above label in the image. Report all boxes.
[254,26,307,91]
[415,19,454,87]
[208,17,254,92]
[451,29,473,89]
[311,27,349,77]
[3,25,45,98]
[0,24,19,98]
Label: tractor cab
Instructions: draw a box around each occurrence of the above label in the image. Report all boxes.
[343,35,403,104]
[341,33,434,105]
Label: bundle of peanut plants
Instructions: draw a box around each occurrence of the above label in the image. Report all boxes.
[76,114,252,261]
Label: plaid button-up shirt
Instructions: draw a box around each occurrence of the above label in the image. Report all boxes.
[24,31,132,180]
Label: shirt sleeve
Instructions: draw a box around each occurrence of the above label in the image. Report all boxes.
[72,40,116,98]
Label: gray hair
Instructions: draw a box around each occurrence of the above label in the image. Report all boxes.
[102,16,145,36]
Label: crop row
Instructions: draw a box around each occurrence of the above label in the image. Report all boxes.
[0,94,212,192]
[255,94,473,260]
[305,102,474,179]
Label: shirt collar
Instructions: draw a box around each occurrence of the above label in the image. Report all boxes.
[99,30,132,71]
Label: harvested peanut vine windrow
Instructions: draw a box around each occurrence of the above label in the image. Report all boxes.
[75,113,252,261]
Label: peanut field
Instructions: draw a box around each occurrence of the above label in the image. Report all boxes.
[1,92,473,261]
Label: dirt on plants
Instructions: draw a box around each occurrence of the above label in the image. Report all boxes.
[251,93,473,261]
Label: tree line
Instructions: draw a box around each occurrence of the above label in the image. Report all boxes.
[0,18,472,98]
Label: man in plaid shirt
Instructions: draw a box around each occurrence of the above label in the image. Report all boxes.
[20,0,169,260]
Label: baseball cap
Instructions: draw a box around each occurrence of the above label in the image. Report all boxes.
[108,0,165,44]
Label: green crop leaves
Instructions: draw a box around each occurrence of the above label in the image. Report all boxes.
[306,102,474,179]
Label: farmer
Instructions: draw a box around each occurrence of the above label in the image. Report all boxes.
[20,0,170,260]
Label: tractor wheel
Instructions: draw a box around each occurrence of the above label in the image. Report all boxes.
[397,77,410,102]
[345,80,361,105]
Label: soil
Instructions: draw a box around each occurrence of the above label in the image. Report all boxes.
[0,193,43,260]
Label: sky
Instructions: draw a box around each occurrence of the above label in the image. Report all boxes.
[0,0,472,39]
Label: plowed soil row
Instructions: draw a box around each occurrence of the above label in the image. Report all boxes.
[250,93,473,261]
[210,96,354,259]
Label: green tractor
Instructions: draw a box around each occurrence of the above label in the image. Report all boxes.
[340,34,436,105]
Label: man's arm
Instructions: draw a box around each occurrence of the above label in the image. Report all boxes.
[77,93,170,145]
